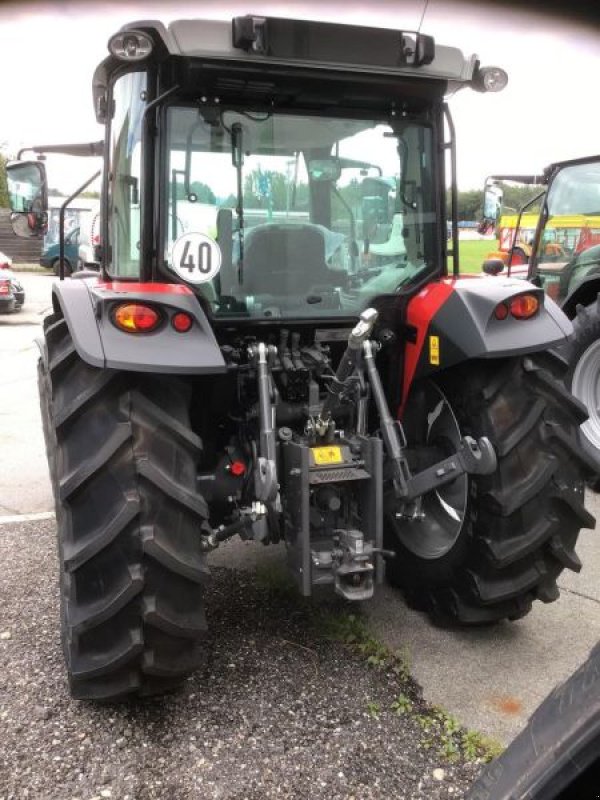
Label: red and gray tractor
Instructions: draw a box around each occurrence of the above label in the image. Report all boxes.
[6,15,596,701]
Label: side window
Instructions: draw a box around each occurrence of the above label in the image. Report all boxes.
[108,71,146,277]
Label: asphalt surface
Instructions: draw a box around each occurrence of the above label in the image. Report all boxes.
[2,272,600,797]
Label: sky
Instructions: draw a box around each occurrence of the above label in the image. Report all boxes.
[1,0,599,194]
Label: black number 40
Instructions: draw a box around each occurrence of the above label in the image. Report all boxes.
[180,240,212,274]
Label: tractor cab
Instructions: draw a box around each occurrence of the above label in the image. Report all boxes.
[528,157,600,309]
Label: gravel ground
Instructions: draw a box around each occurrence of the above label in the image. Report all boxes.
[0,520,487,800]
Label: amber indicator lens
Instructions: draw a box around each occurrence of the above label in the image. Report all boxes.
[171,312,193,333]
[510,294,540,319]
[113,303,161,333]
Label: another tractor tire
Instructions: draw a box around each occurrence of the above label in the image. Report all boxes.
[385,352,594,626]
[564,297,600,489]
[39,311,210,701]
[466,641,600,800]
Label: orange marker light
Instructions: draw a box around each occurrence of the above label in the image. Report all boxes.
[510,294,540,320]
[113,303,161,333]
[171,312,193,333]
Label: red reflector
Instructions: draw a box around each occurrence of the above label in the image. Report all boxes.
[0,280,10,295]
[229,460,246,477]
[113,303,161,333]
[494,302,509,320]
[171,312,193,333]
[510,294,540,320]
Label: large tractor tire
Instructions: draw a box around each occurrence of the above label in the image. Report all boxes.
[466,641,600,799]
[39,312,210,701]
[564,297,600,489]
[385,352,594,625]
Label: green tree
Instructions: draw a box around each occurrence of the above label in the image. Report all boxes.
[174,181,216,204]
[0,152,8,208]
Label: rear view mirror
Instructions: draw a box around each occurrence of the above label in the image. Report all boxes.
[6,160,48,213]
[482,258,505,276]
[10,210,48,240]
[483,184,503,223]
[6,160,48,239]
[307,158,341,183]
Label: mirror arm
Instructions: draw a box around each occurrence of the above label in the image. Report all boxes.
[17,141,104,160]
[58,170,101,281]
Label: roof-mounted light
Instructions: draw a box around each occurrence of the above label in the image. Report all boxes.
[473,65,508,93]
[108,30,153,62]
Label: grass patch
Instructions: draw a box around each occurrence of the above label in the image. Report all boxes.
[448,239,496,274]
[316,609,503,764]
[417,706,505,764]
[255,562,302,601]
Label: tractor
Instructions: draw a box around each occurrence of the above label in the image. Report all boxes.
[482,158,600,478]
[6,15,595,702]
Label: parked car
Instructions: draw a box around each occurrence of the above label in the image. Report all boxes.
[0,251,25,313]
[40,227,79,275]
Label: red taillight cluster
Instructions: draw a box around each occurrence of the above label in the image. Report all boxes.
[111,302,194,335]
[0,280,10,296]
[113,303,161,333]
[494,293,540,321]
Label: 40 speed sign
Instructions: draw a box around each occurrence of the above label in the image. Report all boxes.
[172,232,222,284]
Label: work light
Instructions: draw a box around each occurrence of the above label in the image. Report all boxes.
[108,30,154,61]
[473,65,508,93]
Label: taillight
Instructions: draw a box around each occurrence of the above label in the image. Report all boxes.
[171,312,193,333]
[494,293,540,321]
[0,280,10,295]
[112,303,161,333]
[228,460,246,477]
[510,294,540,319]
[494,302,509,320]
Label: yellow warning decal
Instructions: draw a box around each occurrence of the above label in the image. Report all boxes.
[429,335,440,365]
[311,446,343,465]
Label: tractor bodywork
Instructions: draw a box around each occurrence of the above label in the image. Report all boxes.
[6,16,595,700]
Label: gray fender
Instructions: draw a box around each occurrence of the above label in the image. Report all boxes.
[411,277,574,384]
[51,278,226,374]
[561,274,600,319]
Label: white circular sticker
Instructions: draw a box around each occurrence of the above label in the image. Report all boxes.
[172,232,222,284]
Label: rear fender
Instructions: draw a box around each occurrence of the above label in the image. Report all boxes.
[51,278,226,374]
[561,273,600,319]
[401,276,572,410]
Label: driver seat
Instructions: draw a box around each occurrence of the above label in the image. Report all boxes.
[242,223,336,295]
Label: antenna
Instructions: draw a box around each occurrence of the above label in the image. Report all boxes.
[417,0,430,33]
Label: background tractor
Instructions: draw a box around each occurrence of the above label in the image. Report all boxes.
[482,158,600,477]
[6,15,595,702]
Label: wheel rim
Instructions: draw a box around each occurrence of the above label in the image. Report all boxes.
[572,339,600,450]
[388,382,469,560]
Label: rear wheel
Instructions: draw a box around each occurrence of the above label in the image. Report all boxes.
[385,353,594,625]
[565,297,600,488]
[39,312,210,700]
[52,258,72,276]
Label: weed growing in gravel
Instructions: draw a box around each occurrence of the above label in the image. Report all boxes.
[390,694,412,715]
[415,707,504,764]
[313,608,504,766]
[366,700,381,718]
[462,730,505,762]
[255,563,303,601]
[318,612,412,678]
